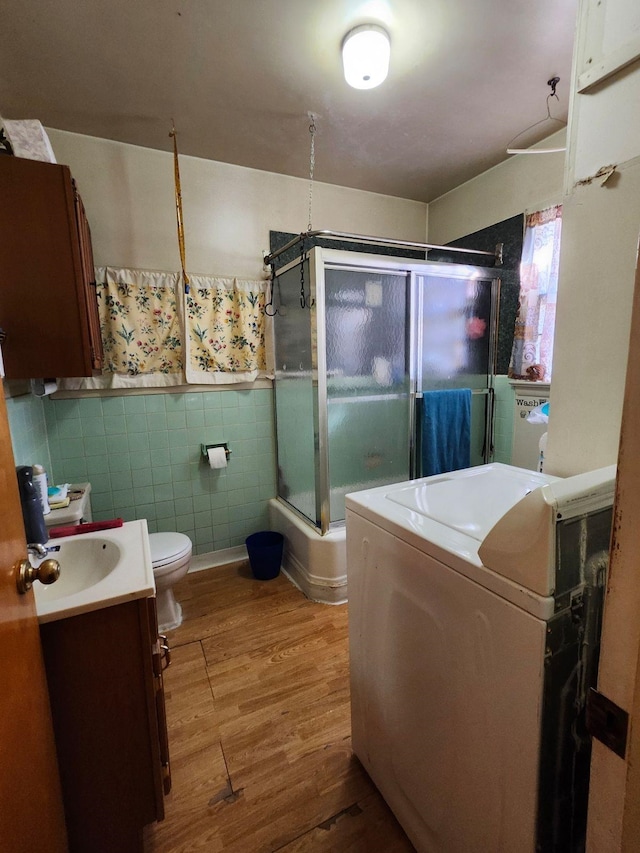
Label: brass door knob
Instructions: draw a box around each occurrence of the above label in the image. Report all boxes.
[16,557,61,595]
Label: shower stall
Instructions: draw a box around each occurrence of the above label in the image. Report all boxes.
[267,244,500,602]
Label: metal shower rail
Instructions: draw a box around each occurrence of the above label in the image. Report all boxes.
[263,229,503,267]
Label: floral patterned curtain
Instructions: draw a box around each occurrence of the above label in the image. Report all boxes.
[57,267,271,390]
[509,205,562,382]
[185,275,268,384]
[98,267,183,377]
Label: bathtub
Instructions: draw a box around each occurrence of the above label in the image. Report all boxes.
[268,498,347,605]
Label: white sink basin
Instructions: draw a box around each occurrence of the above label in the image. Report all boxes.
[37,537,122,601]
[34,520,155,623]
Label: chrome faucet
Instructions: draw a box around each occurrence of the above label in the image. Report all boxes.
[27,543,48,558]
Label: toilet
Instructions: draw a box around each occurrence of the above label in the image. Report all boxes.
[44,482,193,632]
[148,531,193,632]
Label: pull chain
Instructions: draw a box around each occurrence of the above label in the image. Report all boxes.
[300,238,307,308]
[298,113,317,309]
[307,114,316,234]
[263,113,317,316]
[169,120,190,295]
[299,236,315,309]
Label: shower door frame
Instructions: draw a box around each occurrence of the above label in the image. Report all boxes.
[310,247,328,534]
[412,261,501,484]
[273,247,501,535]
[311,249,415,534]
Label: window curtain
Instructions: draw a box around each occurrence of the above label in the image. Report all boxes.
[509,205,562,382]
[99,266,184,378]
[185,275,268,384]
[57,267,271,390]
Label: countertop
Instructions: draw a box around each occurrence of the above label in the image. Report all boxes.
[34,519,155,624]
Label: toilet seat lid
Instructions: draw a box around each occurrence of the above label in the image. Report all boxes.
[149,532,192,567]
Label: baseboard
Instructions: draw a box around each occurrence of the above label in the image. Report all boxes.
[187,542,348,605]
[282,551,347,606]
[188,544,248,573]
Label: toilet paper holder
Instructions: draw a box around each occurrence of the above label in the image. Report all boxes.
[201,443,231,462]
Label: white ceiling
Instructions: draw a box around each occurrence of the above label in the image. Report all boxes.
[0,0,577,203]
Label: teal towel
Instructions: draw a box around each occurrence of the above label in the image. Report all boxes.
[421,389,472,476]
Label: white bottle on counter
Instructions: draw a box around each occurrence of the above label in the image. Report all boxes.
[32,463,50,515]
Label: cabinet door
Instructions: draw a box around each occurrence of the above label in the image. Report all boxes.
[0,156,101,378]
[73,186,103,371]
[41,599,167,852]
[148,597,172,799]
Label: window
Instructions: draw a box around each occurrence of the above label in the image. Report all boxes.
[509,205,562,382]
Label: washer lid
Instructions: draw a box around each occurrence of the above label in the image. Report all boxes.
[345,464,561,614]
[385,465,554,542]
[149,532,192,567]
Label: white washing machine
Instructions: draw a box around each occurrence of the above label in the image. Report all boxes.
[346,463,616,853]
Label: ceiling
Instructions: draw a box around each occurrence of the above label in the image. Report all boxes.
[0,0,577,203]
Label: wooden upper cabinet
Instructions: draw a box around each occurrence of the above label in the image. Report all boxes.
[0,155,103,378]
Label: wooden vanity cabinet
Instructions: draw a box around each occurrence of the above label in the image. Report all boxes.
[40,597,170,853]
[0,155,103,378]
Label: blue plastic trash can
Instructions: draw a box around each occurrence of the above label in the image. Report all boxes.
[245,531,284,580]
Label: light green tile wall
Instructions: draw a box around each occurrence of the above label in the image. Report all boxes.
[6,380,514,559]
[43,389,276,555]
[493,376,515,464]
[5,391,52,472]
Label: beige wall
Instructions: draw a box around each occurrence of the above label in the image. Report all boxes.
[47,129,428,281]
[568,1,640,848]
[545,0,640,477]
[427,129,566,246]
[547,158,640,476]
[428,24,640,480]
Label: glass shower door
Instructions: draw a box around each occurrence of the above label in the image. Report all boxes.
[417,271,496,469]
[273,260,319,525]
[323,266,411,524]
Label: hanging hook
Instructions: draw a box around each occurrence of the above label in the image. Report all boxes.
[264,261,279,316]
[545,76,561,120]
[547,76,560,98]
[506,77,566,154]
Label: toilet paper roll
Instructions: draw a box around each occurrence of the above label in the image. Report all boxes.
[207,447,227,469]
[30,378,58,397]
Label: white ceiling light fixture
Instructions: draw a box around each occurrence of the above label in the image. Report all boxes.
[342,24,391,90]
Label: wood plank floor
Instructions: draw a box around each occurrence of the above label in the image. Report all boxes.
[143,561,415,853]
